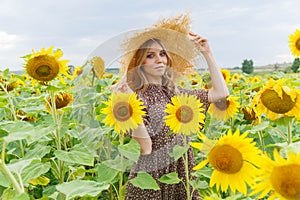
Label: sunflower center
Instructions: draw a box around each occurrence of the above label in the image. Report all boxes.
[113,102,133,121]
[214,99,229,111]
[175,105,193,123]
[26,55,60,81]
[271,164,300,199]
[296,39,300,51]
[36,65,51,76]
[208,144,243,174]
[261,89,296,114]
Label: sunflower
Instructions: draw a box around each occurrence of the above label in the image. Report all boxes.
[102,92,146,134]
[190,132,216,154]
[47,92,73,109]
[91,56,105,79]
[288,29,300,57]
[24,46,72,83]
[251,149,300,199]
[6,79,25,92]
[253,78,300,120]
[221,69,230,83]
[73,66,83,77]
[203,196,219,200]
[250,76,260,83]
[191,129,261,195]
[103,73,113,79]
[22,74,32,81]
[164,93,205,135]
[208,96,240,120]
[241,106,261,125]
[202,72,212,89]
[16,110,36,122]
[230,73,241,83]
[178,79,186,88]
[191,79,200,86]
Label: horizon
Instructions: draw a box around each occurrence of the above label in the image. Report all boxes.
[3,61,292,75]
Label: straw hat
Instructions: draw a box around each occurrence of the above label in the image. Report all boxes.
[120,13,199,75]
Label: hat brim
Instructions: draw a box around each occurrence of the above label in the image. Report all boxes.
[120,28,199,75]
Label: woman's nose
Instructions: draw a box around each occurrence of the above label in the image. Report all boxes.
[155,54,163,63]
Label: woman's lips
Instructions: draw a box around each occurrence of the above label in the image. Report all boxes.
[155,66,165,70]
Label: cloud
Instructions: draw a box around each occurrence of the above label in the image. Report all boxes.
[0,0,299,71]
[0,31,23,50]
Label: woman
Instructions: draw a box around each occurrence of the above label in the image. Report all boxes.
[115,15,229,200]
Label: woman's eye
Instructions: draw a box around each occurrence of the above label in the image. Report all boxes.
[160,51,166,57]
[147,54,154,58]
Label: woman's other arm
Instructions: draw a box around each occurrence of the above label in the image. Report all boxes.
[111,76,152,155]
[132,124,152,155]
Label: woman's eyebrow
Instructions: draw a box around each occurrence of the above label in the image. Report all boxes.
[147,49,164,53]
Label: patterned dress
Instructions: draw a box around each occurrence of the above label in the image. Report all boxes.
[125,84,210,200]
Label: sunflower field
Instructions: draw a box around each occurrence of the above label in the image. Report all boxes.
[0,29,300,200]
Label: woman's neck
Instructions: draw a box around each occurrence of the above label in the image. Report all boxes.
[145,75,162,85]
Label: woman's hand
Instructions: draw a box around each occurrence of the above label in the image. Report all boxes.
[132,136,152,155]
[110,75,133,93]
[189,32,211,54]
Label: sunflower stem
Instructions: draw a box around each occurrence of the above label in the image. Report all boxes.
[50,158,60,180]
[58,160,65,183]
[0,82,17,121]
[0,141,23,194]
[183,135,191,200]
[17,172,24,192]
[287,117,294,144]
[111,183,119,200]
[0,83,25,157]
[230,117,234,130]
[91,69,95,87]
[273,127,288,143]
[19,141,25,158]
[118,133,124,200]
[49,91,65,183]
[239,90,243,106]
[1,141,5,162]
[0,162,23,194]
[49,91,61,150]
[258,131,265,153]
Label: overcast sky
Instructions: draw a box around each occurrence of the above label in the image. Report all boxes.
[0,0,299,71]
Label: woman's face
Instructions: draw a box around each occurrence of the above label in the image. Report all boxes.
[141,41,168,81]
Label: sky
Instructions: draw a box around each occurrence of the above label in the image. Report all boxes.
[0,0,299,71]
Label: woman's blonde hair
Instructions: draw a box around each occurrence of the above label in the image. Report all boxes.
[126,38,178,92]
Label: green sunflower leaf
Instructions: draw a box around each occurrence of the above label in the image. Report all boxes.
[158,172,181,184]
[130,172,160,190]
[169,144,189,161]
[118,139,140,162]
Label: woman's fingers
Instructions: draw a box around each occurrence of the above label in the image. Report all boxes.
[189,32,202,39]
[189,32,211,52]
[193,36,207,43]
[190,35,207,46]
[114,81,133,93]
[189,31,196,36]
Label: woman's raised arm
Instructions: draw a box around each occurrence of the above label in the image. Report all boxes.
[189,32,229,103]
